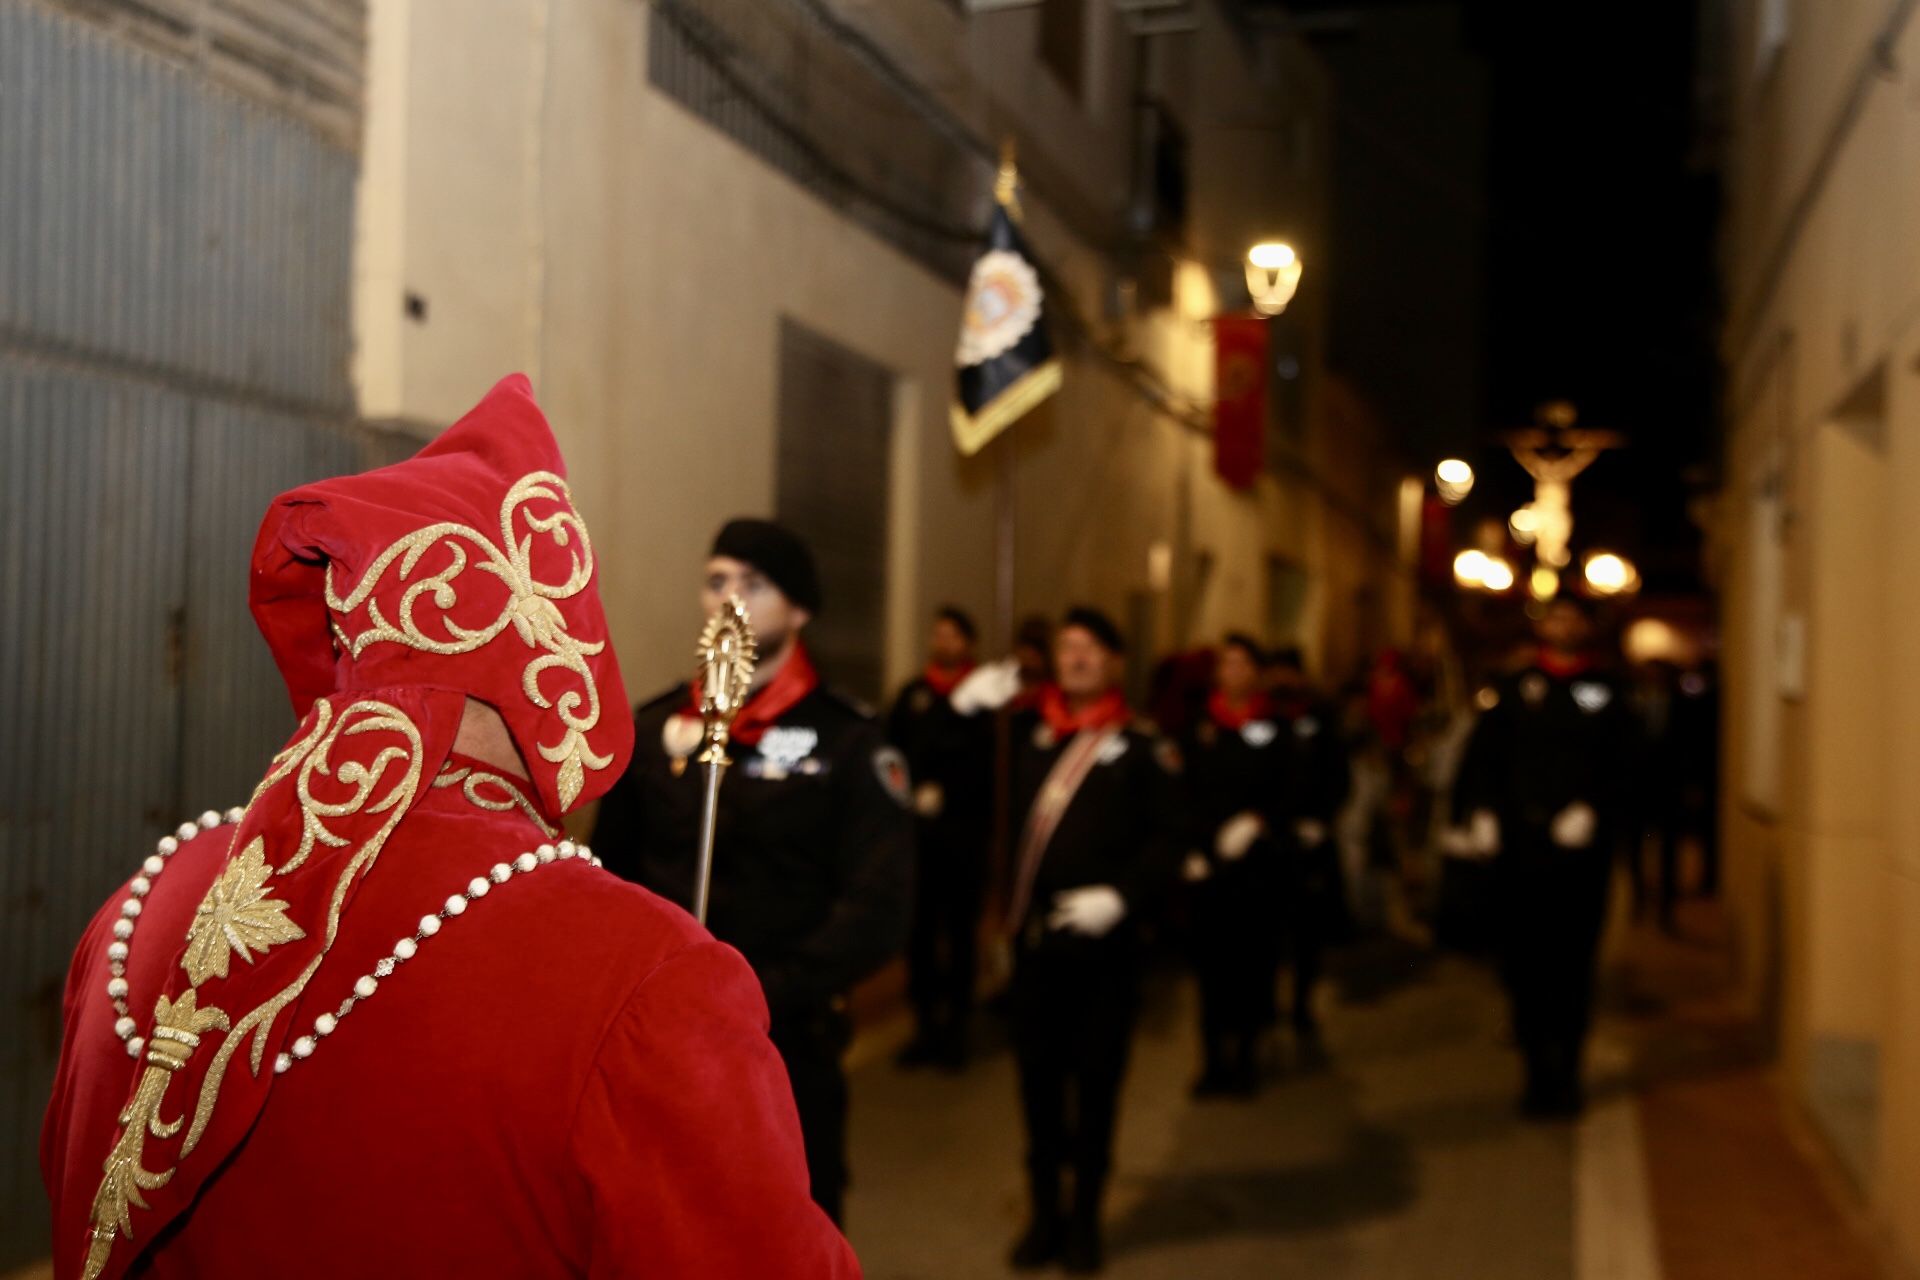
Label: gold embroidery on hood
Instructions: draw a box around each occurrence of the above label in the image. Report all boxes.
[323,472,610,808]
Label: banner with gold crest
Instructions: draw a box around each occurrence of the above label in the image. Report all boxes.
[950,154,1062,456]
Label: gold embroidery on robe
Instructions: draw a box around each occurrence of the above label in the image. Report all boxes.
[180,839,305,985]
[434,762,562,838]
[80,697,426,1280]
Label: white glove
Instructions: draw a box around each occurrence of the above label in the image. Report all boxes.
[1293,818,1328,848]
[951,658,1022,716]
[1550,801,1597,849]
[1215,811,1266,862]
[1470,808,1500,856]
[1182,851,1213,883]
[912,781,945,818]
[1048,885,1127,937]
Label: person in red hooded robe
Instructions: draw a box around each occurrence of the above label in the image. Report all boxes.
[40,376,858,1279]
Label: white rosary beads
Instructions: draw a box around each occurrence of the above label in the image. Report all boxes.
[106,808,246,1059]
[272,839,601,1074]
[104,810,602,1073]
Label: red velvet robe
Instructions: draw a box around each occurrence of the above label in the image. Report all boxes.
[42,757,859,1279]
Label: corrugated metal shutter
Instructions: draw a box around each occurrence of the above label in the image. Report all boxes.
[0,0,358,410]
[180,403,361,806]
[0,3,363,1261]
[0,358,192,1252]
[775,318,893,704]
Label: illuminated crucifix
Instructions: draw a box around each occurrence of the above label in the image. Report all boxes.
[1504,401,1624,571]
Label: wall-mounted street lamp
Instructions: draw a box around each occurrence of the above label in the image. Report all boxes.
[1246,242,1303,316]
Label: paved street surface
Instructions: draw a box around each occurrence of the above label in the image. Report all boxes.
[846,941,1581,1280]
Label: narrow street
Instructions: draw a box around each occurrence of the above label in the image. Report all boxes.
[844,904,1884,1280]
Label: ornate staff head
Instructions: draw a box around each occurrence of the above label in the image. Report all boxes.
[696,595,757,766]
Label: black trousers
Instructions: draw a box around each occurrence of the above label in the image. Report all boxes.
[1281,839,1341,1028]
[906,820,986,1040]
[1009,934,1138,1216]
[770,1004,853,1223]
[1191,858,1280,1065]
[1494,839,1612,1095]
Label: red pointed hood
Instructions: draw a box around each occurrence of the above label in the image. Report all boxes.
[249,374,633,820]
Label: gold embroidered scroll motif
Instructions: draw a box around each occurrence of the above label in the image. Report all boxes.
[433,762,562,838]
[81,697,426,1280]
[323,472,611,808]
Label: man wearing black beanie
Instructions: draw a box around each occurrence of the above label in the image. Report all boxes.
[593,517,913,1224]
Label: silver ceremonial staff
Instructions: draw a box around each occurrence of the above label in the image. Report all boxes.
[692,595,756,926]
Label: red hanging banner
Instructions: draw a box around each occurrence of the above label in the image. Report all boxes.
[1212,315,1269,490]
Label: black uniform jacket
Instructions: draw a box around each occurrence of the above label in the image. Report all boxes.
[1271,695,1352,830]
[1183,711,1285,861]
[1007,710,1185,937]
[594,682,914,1016]
[1454,660,1636,841]
[887,675,994,851]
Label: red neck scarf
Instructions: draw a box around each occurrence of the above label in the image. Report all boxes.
[1207,689,1271,731]
[688,641,820,746]
[1038,684,1130,737]
[1537,646,1596,679]
[922,661,975,698]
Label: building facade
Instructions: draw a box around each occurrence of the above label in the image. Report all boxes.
[1717,0,1920,1269]
[352,0,1413,703]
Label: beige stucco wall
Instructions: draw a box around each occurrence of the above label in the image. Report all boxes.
[353,0,1404,706]
[1719,1,1920,1266]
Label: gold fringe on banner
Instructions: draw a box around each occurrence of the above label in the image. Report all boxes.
[949,358,1062,456]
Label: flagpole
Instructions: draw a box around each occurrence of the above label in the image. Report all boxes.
[990,429,1016,930]
[989,136,1021,935]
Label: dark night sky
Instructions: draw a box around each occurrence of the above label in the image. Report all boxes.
[1473,1,1719,591]
[1288,0,1721,593]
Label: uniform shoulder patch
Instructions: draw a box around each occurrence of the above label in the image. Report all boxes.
[1154,737,1184,775]
[873,746,912,807]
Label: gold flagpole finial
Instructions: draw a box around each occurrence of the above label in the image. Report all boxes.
[994,137,1023,221]
[690,595,756,926]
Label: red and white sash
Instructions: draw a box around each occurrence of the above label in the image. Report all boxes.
[1006,727,1120,929]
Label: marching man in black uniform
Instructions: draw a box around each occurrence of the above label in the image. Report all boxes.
[593,518,914,1222]
[1267,646,1351,1046]
[888,605,994,1069]
[1453,596,1633,1118]
[961,606,1183,1273]
[1181,634,1286,1097]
